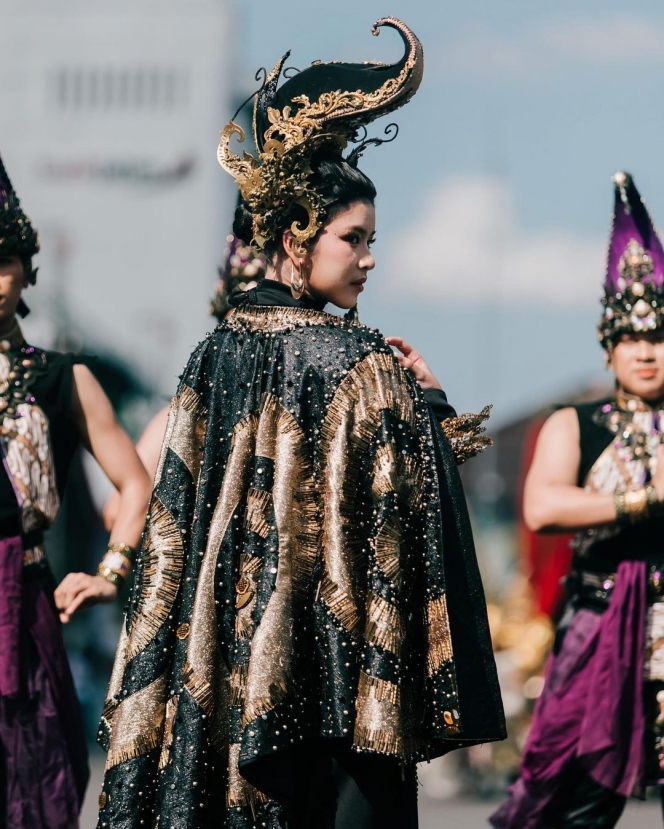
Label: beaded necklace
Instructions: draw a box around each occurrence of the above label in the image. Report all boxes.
[593,388,664,483]
[0,321,38,419]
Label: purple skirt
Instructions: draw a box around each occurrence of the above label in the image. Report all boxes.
[0,539,88,829]
[491,560,647,829]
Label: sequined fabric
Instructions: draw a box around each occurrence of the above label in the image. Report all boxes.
[573,394,664,566]
[578,394,664,775]
[0,335,60,537]
[97,305,505,828]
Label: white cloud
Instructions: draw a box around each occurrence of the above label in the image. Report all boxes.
[546,16,664,63]
[440,15,664,76]
[385,175,605,305]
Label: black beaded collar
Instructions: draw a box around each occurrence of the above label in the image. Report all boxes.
[229,279,327,312]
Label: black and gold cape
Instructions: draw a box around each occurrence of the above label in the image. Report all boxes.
[97,298,505,828]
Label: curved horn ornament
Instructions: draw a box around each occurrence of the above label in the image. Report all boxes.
[217,123,259,183]
[217,17,423,255]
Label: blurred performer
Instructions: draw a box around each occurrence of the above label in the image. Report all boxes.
[492,172,664,828]
[97,18,505,829]
[103,232,268,529]
[0,155,151,828]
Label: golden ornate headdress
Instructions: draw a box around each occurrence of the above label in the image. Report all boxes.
[217,17,423,257]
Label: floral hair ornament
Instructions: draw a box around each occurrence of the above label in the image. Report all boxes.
[217,17,423,258]
[599,171,664,351]
[209,233,267,321]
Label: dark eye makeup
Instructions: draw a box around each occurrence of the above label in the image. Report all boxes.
[341,231,376,246]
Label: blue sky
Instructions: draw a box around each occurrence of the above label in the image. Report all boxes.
[233,0,664,422]
[6,0,664,424]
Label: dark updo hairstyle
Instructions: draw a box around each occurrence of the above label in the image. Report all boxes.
[233,152,377,258]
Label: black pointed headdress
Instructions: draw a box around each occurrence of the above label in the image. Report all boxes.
[0,154,39,282]
[217,17,423,256]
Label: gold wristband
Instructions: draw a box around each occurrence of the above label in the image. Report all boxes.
[615,488,649,527]
[96,568,125,589]
[107,541,135,560]
[96,542,135,587]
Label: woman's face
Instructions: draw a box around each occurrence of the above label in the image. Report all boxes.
[0,255,27,323]
[303,200,376,309]
[610,330,664,401]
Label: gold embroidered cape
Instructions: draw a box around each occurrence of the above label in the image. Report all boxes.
[97,305,505,828]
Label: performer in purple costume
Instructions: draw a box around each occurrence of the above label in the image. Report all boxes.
[0,154,151,828]
[491,172,664,828]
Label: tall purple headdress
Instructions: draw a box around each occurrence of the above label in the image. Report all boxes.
[599,171,664,349]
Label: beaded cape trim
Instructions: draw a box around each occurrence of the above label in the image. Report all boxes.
[227,304,355,332]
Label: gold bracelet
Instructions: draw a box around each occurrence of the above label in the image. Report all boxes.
[96,568,124,589]
[625,488,649,523]
[615,488,649,527]
[614,491,628,527]
[96,542,135,588]
[107,541,135,560]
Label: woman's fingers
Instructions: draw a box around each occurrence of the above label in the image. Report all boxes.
[391,340,423,365]
[61,587,96,624]
[387,337,422,367]
[56,573,118,622]
[386,336,413,356]
[387,337,441,392]
[54,573,87,610]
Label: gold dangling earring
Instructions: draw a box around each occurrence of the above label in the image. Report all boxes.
[290,260,305,300]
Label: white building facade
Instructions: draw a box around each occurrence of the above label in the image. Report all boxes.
[0,0,234,393]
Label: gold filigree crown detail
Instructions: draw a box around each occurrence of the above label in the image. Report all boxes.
[217,18,423,258]
[600,240,662,345]
[618,239,654,283]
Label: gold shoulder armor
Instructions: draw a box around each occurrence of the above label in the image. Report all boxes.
[440,405,493,465]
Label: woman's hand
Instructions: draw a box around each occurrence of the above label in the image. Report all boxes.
[386,336,442,392]
[54,573,118,624]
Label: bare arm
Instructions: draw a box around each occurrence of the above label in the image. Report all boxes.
[524,407,620,533]
[102,405,170,530]
[54,364,152,622]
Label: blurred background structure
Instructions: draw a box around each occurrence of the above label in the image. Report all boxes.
[3,0,664,823]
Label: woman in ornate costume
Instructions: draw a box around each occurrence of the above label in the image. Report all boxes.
[97,18,505,829]
[0,156,152,827]
[491,172,664,828]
